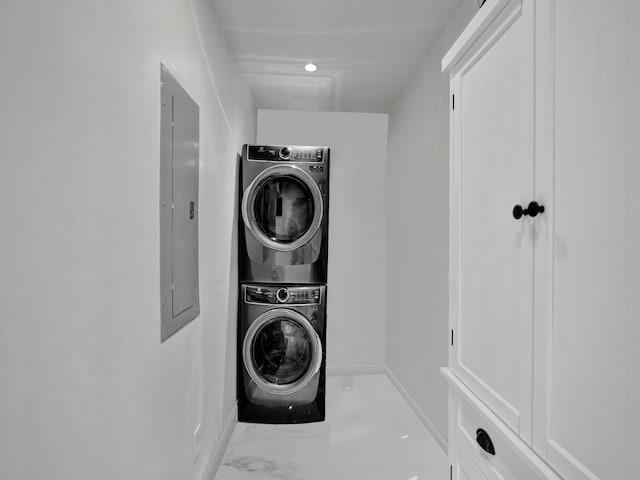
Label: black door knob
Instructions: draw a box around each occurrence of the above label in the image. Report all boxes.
[513,201,545,219]
[526,201,545,217]
[513,204,525,219]
[476,428,496,455]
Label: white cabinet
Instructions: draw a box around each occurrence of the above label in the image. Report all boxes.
[446,0,535,442]
[443,0,640,479]
[532,1,640,478]
[445,370,562,480]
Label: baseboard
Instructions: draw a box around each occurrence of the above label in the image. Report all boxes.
[204,403,238,480]
[384,366,447,453]
[326,364,386,377]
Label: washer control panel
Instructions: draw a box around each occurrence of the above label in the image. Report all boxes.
[247,145,327,163]
[245,285,322,305]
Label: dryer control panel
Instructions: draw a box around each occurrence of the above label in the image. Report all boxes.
[245,285,322,305]
[247,145,328,163]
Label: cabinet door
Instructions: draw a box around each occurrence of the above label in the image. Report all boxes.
[533,1,640,478]
[449,0,535,441]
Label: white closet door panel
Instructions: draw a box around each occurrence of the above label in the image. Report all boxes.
[534,1,640,479]
[451,0,534,441]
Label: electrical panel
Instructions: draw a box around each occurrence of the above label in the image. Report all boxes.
[160,64,200,342]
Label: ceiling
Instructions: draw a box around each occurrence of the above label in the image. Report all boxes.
[212,0,467,113]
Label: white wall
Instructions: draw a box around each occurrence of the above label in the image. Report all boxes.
[386,1,476,445]
[0,1,255,479]
[257,110,388,369]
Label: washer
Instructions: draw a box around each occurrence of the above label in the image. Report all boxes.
[239,144,330,284]
[238,283,326,424]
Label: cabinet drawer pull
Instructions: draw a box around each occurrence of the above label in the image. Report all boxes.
[476,428,496,455]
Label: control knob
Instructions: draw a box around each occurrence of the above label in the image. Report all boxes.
[279,146,292,160]
[276,288,290,303]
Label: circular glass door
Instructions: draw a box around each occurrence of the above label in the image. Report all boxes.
[242,165,323,252]
[243,308,323,395]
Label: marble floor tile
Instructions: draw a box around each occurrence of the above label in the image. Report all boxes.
[214,374,447,480]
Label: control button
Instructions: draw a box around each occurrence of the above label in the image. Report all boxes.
[276,288,290,303]
[279,146,292,160]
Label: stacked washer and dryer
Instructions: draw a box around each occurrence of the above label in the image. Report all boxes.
[237,144,330,424]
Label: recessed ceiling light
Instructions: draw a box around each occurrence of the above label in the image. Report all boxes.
[304,63,318,72]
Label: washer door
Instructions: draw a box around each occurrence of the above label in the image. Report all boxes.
[243,308,323,395]
[242,165,323,252]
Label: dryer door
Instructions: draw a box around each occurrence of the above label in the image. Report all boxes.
[243,308,323,395]
[242,165,323,252]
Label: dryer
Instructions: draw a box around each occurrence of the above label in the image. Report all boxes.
[239,144,330,284]
[238,283,326,424]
